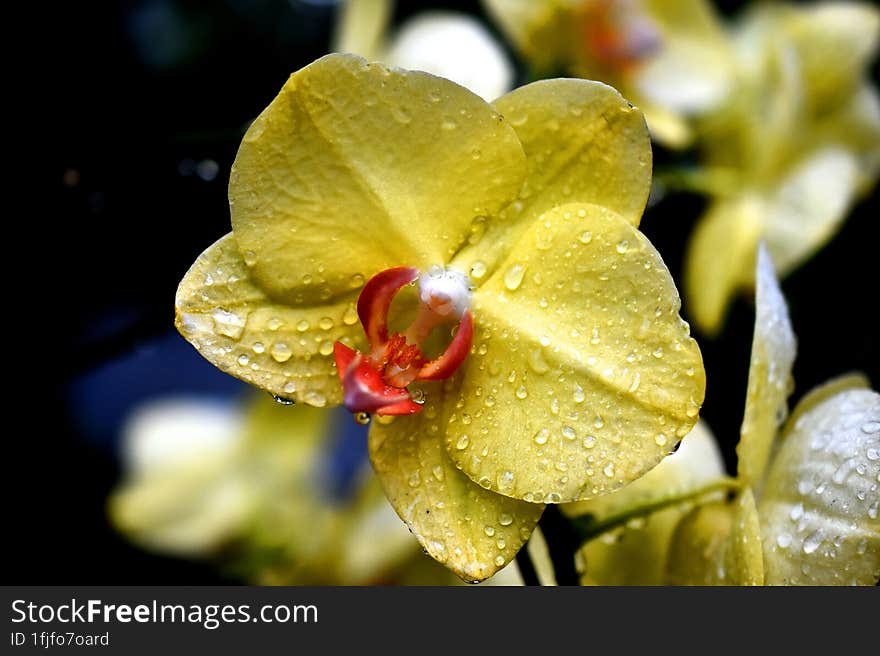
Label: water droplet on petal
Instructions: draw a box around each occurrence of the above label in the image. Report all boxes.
[504,264,526,291]
[213,309,246,339]
[270,342,292,363]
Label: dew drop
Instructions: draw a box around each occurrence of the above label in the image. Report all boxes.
[616,240,629,254]
[270,342,292,363]
[272,394,295,406]
[802,530,824,554]
[497,470,515,493]
[504,264,526,291]
[354,412,371,425]
[499,513,514,526]
[296,319,310,332]
[484,525,496,537]
[455,435,470,450]
[267,317,283,331]
[562,426,576,440]
[655,433,667,447]
[861,420,880,434]
[237,354,249,366]
[776,533,792,549]
[303,391,327,407]
[573,384,585,403]
[533,429,550,445]
[603,463,615,478]
[319,341,334,356]
[212,309,246,339]
[515,385,528,399]
[318,316,334,331]
[343,304,359,326]
[583,435,597,449]
[252,342,265,354]
[470,260,487,279]
[494,555,506,567]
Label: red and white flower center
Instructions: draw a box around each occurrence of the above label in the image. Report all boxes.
[333,266,474,416]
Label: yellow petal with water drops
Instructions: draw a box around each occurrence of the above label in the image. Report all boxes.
[736,243,796,491]
[567,422,728,585]
[762,147,860,278]
[450,202,705,504]
[684,194,763,335]
[229,52,526,302]
[494,78,651,226]
[332,0,393,60]
[368,388,545,583]
[454,78,652,280]
[784,1,880,116]
[175,234,366,407]
[664,489,764,585]
[758,387,880,585]
[783,373,870,437]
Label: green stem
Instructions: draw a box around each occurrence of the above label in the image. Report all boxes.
[567,478,740,547]
[654,166,739,197]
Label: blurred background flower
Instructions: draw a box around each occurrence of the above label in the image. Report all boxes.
[110,394,523,584]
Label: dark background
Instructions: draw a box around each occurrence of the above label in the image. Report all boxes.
[13,0,878,583]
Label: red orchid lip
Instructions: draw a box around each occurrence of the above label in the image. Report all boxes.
[334,267,474,416]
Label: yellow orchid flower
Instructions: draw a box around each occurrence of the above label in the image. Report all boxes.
[566,244,879,585]
[334,0,514,102]
[685,1,880,334]
[483,0,735,147]
[174,53,705,581]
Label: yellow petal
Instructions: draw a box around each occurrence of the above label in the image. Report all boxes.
[175,234,365,407]
[332,0,393,59]
[229,53,526,301]
[568,421,728,585]
[736,243,796,491]
[784,2,880,116]
[762,147,860,277]
[454,78,652,279]
[564,421,725,522]
[783,372,870,435]
[449,202,705,503]
[684,194,763,335]
[368,389,545,582]
[758,387,880,585]
[664,489,764,585]
[727,488,765,586]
